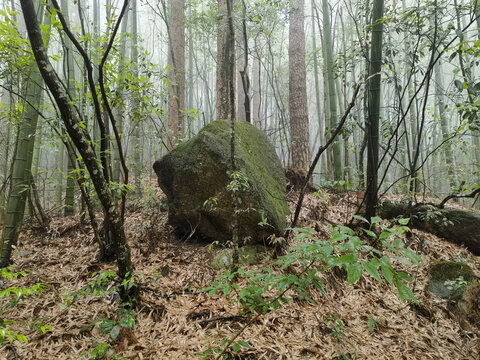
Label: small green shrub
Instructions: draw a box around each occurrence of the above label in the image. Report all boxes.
[200,217,421,358]
[0,266,48,344]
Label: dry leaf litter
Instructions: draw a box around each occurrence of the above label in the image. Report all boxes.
[1,186,479,360]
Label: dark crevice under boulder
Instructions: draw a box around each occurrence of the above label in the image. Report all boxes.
[153,120,289,245]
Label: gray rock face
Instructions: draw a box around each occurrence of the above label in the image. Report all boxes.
[153,120,289,244]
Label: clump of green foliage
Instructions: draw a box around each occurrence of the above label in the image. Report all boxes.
[199,216,421,359]
[0,267,49,344]
[62,270,136,360]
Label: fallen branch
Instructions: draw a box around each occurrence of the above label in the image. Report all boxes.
[199,315,245,327]
[438,186,480,208]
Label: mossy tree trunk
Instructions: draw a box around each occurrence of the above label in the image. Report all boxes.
[379,201,480,256]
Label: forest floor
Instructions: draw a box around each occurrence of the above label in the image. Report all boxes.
[1,182,480,360]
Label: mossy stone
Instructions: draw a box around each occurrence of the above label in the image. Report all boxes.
[153,120,289,244]
[210,245,264,270]
[427,261,477,301]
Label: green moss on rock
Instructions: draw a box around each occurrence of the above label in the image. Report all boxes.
[427,261,476,301]
[153,120,289,244]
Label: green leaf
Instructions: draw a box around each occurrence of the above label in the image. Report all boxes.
[110,325,121,340]
[99,318,115,334]
[454,79,464,92]
[338,226,355,236]
[370,216,382,224]
[455,29,464,41]
[237,340,250,348]
[362,228,377,238]
[379,229,393,240]
[399,249,421,264]
[380,262,394,285]
[395,278,417,303]
[367,317,377,333]
[396,271,413,282]
[328,254,355,268]
[362,259,382,282]
[393,238,404,249]
[397,218,410,225]
[16,334,28,343]
[346,263,362,284]
[353,214,369,224]
[232,343,240,353]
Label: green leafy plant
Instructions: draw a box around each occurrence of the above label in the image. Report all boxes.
[227,170,250,204]
[200,217,420,358]
[444,276,469,298]
[80,341,127,360]
[63,270,136,358]
[367,317,381,333]
[197,337,251,360]
[418,209,453,228]
[0,267,49,344]
[61,270,117,307]
[324,314,356,359]
[81,307,135,341]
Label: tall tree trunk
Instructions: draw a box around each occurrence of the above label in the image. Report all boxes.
[289,0,310,171]
[311,0,324,177]
[187,2,194,137]
[0,1,47,266]
[365,0,385,220]
[112,11,129,184]
[167,0,185,147]
[131,0,142,198]
[216,0,236,120]
[434,58,456,188]
[61,0,76,216]
[252,38,261,128]
[321,0,341,179]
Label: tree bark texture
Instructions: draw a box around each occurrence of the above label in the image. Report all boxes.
[288,0,310,171]
[365,0,384,220]
[168,0,185,147]
[321,0,341,179]
[216,0,236,120]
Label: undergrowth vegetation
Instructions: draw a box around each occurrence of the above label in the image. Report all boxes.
[0,267,49,344]
[199,216,421,359]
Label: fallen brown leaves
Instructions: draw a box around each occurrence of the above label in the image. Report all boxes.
[1,189,479,359]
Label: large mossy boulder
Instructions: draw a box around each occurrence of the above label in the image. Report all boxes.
[153,120,289,244]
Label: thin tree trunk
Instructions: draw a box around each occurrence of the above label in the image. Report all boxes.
[131,0,142,198]
[112,11,129,184]
[61,0,76,216]
[365,0,385,220]
[321,0,342,179]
